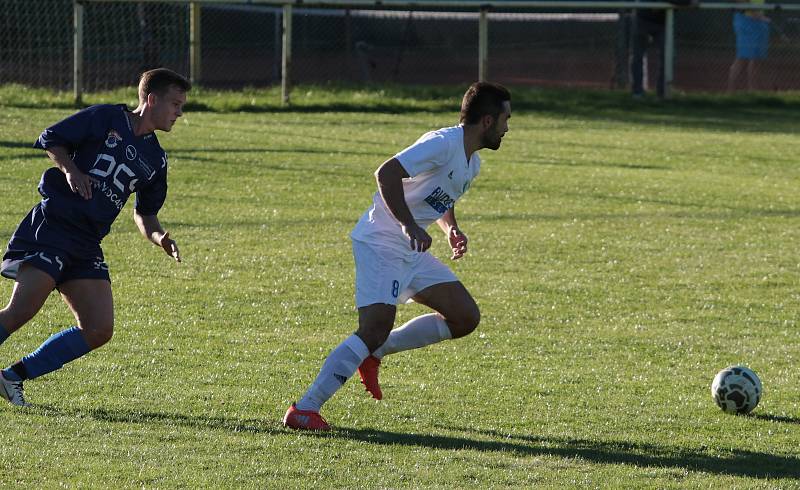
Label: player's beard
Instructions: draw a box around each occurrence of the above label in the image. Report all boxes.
[481,121,503,150]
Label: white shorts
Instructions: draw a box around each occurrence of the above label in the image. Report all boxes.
[352,239,458,308]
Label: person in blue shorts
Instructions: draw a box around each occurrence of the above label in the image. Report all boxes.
[0,68,190,406]
[727,0,771,91]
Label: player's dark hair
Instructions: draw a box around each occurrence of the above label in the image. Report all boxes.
[459,82,511,125]
[138,68,191,102]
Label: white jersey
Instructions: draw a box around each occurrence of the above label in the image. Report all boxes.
[350,125,481,253]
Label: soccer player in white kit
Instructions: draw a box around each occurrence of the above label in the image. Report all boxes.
[284,82,511,430]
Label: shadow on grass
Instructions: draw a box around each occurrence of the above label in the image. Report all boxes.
[34,404,283,436]
[505,157,669,171]
[170,146,384,159]
[175,97,800,135]
[318,426,800,480]
[29,404,800,479]
[184,101,457,115]
[0,140,33,149]
[5,85,798,134]
[751,413,800,425]
[0,140,41,162]
[189,89,800,135]
[0,153,40,162]
[0,99,457,116]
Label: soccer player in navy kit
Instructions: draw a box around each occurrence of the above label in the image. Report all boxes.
[0,68,190,406]
[284,82,511,430]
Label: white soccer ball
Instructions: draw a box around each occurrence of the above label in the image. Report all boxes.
[711,365,762,415]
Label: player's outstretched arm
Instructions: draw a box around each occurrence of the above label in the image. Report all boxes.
[133,210,181,262]
[375,158,432,252]
[436,208,468,260]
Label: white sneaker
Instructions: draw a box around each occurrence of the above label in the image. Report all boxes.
[0,372,30,407]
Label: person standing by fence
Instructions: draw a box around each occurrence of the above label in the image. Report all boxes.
[630,0,696,98]
[727,0,771,91]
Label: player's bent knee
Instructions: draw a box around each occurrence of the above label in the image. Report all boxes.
[80,323,114,349]
[358,330,391,353]
[450,306,481,339]
[356,324,392,352]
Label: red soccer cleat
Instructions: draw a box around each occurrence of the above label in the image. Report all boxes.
[357,355,383,400]
[283,404,331,431]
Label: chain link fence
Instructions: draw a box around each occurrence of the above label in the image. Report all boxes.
[2,0,800,94]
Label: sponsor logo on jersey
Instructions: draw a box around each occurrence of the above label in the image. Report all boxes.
[424,186,455,213]
[92,179,127,210]
[125,145,138,160]
[448,170,454,179]
[105,130,122,148]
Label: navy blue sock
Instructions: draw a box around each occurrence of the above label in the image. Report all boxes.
[0,322,9,346]
[2,364,24,382]
[21,326,91,380]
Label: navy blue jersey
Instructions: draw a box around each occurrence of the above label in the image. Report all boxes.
[33,104,168,245]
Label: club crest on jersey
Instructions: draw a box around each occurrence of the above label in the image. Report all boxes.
[105,130,122,148]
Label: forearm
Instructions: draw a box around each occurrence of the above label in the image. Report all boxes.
[134,210,166,245]
[46,147,81,175]
[436,208,458,234]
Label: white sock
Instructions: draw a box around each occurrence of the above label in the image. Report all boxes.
[373,313,452,359]
[296,334,370,412]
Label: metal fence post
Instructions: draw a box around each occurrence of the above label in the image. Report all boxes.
[282,3,293,106]
[73,0,84,105]
[190,2,201,85]
[274,9,282,82]
[478,7,489,81]
[664,7,674,98]
[613,10,630,89]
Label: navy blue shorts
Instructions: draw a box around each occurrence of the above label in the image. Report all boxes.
[1,204,110,285]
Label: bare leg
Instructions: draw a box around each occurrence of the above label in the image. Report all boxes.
[58,279,114,349]
[727,58,745,92]
[746,60,758,91]
[6,279,112,382]
[411,281,480,339]
[355,303,396,352]
[371,281,481,360]
[0,265,55,334]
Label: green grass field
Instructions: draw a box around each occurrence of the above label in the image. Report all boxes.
[0,85,799,488]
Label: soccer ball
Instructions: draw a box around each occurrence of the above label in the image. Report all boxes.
[711,365,762,415]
